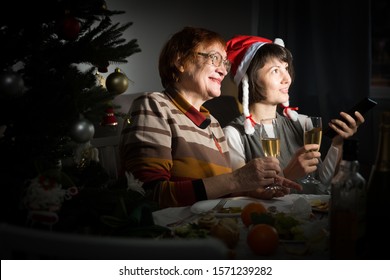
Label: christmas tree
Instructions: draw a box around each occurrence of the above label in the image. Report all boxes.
[0,0,165,236]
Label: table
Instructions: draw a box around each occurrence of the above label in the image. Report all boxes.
[152,194,330,259]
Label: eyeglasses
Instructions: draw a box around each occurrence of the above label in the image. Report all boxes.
[197,52,231,72]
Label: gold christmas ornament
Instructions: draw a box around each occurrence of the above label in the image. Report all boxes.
[105,68,129,94]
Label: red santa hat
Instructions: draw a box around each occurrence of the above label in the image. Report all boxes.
[226,35,298,134]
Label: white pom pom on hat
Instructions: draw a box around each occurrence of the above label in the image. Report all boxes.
[226,35,299,134]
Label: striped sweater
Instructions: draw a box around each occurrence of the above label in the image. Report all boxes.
[119,90,232,208]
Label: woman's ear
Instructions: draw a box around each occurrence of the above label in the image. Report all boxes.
[175,63,185,73]
[174,56,185,73]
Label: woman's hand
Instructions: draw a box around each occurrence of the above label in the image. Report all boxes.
[204,157,302,200]
[247,183,291,200]
[330,111,365,146]
[232,157,302,199]
[233,157,282,189]
[283,144,321,181]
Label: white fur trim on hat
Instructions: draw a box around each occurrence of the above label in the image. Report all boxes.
[234,42,267,85]
[234,38,285,85]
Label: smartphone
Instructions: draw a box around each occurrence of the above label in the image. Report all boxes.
[323,97,377,138]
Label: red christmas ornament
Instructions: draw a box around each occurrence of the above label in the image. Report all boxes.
[97,61,109,73]
[60,15,81,41]
[101,107,118,126]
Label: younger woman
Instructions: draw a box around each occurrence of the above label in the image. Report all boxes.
[224,35,364,194]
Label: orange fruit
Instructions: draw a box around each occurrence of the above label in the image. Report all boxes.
[240,202,267,227]
[247,224,279,256]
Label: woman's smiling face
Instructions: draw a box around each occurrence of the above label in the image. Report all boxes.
[256,57,291,105]
[178,42,229,103]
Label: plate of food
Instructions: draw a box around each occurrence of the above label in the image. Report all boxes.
[290,194,330,213]
[310,199,329,213]
[190,197,258,217]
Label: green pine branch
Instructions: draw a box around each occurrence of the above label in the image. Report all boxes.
[0,0,143,231]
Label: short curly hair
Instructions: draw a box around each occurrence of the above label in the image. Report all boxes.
[158,26,226,89]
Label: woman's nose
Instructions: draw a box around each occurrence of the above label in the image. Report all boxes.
[282,72,291,84]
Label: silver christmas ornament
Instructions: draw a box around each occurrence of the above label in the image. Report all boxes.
[0,71,25,98]
[69,119,95,143]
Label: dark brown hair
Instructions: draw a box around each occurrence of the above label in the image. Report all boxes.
[158,26,226,89]
[238,43,294,104]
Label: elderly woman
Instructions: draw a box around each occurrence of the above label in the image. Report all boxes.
[119,27,301,208]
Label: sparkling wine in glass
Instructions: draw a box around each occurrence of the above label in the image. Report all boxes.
[301,116,322,184]
[261,136,280,157]
[260,118,281,189]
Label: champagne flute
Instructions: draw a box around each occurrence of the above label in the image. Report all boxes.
[301,116,322,185]
[259,118,281,189]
